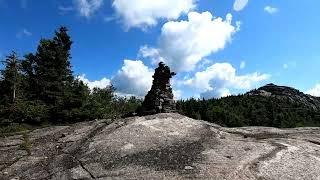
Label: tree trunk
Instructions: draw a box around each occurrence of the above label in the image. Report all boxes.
[13,83,16,103]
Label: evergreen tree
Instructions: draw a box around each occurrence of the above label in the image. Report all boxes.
[21,53,37,100]
[0,51,22,105]
[0,26,144,127]
[58,79,91,121]
[32,27,73,106]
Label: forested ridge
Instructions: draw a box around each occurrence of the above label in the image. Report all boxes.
[177,83,320,128]
[1,27,319,134]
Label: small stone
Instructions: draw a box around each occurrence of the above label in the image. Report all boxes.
[184,166,194,170]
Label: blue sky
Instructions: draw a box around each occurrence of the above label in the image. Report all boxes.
[1,0,320,99]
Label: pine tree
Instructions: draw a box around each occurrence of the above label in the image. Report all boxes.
[21,53,37,100]
[32,27,73,107]
[0,51,22,104]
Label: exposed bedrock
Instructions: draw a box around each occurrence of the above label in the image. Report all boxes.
[1,113,320,179]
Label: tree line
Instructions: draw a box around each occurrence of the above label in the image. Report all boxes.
[176,95,320,128]
[0,27,141,127]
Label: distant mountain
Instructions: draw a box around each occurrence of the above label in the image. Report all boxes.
[247,83,320,111]
[177,83,320,128]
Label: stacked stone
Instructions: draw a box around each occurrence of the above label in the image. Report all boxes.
[141,62,176,115]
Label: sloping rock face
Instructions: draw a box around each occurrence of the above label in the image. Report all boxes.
[140,62,176,115]
[1,114,320,180]
[247,83,320,110]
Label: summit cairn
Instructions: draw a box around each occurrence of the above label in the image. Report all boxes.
[140,62,176,115]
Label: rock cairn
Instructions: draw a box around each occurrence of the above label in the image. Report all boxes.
[140,62,176,115]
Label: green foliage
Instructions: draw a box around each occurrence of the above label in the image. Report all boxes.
[15,100,50,124]
[31,27,73,107]
[0,26,145,135]
[0,123,31,137]
[0,51,22,105]
[81,86,115,120]
[0,27,142,129]
[82,87,142,120]
[0,100,49,124]
[177,95,320,128]
[113,96,142,117]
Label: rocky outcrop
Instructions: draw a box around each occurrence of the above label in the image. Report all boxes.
[1,113,320,179]
[140,62,176,115]
[247,83,320,111]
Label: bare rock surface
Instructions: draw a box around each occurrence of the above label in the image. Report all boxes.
[1,113,320,180]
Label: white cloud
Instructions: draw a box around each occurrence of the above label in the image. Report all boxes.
[306,84,320,97]
[282,62,296,70]
[58,6,74,15]
[112,0,196,29]
[112,60,154,97]
[78,74,111,90]
[264,6,278,14]
[141,11,238,72]
[184,62,270,98]
[104,15,117,22]
[173,90,182,100]
[201,88,231,99]
[16,28,32,38]
[197,59,212,70]
[233,0,249,11]
[138,45,165,65]
[75,0,103,18]
[240,61,246,69]
[236,21,242,31]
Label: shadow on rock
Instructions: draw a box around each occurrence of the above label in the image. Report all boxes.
[103,140,205,174]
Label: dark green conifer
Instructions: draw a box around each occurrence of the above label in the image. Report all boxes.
[32,27,73,106]
[0,51,22,104]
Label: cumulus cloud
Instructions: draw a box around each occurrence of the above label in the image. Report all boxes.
[78,74,111,90]
[138,46,165,65]
[141,11,239,72]
[75,0,103,18]
[233,0,249,11]
[201,88,231,99]
[183,62,270,98]
[264,6,278,14]
[112,60,154,97]
[173,90,182,100]
[306,84,320,97]
[112,0,196,29]
[16,28,32,38]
